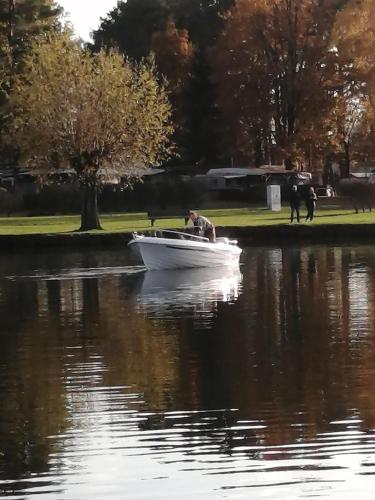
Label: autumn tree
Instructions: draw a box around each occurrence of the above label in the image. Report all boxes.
[326,92,366,176]
[0,0,61,52]
[93,0,234,58]
[93,0,235,165]
[151,16,193,157]
[164,0,235,164]
[151,17,193,101]
[0,0,61,163]
[333,0,375,172]
[334,0,375,87]
[211,0,349,167]
[11,33,173,231]
[93,0,170,60]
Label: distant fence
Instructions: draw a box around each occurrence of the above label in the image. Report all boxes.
[0,179,205,216]
[2,177,375,216]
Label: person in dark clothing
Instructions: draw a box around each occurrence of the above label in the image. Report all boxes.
[289,185,301,223]
[305,186,318,222]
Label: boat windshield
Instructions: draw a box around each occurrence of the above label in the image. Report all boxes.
[153,230,209,242]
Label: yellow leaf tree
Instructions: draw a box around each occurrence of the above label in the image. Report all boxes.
[11,32,173,230]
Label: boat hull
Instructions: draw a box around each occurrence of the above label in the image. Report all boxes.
[129,236,242,271]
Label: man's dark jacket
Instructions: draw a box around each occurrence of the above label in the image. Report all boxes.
[289,190,301,208]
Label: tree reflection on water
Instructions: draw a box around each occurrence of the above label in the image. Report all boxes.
[1,246,375,496]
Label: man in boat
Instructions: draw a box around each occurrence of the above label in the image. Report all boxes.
[189,211,216,242]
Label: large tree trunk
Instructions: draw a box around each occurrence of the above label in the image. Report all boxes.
[342,141,351,178]
[8,0,15,40]
[79,180,102,231]
[254,129,263,167]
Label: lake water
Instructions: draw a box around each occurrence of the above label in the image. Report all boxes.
[1,245,375,499]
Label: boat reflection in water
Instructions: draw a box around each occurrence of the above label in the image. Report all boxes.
[136,265,242,325]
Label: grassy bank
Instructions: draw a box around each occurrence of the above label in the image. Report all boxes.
[0,204,375,235]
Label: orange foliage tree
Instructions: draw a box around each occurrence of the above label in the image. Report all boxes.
[333,0,375,171]
[151,17,194,158]
[211,0,347,168]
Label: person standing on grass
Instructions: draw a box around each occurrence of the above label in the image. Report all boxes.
[289,185,301,223]
[305,186,318,222]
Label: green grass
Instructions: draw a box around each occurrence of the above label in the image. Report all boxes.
[204,206,375,226]
[0,205,375,236]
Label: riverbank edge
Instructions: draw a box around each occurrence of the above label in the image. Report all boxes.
[1,223,375,250]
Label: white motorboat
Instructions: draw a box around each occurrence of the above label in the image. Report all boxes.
[128,230,242,271]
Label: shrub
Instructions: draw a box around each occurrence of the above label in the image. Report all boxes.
[0,188,23,216]
[338,179,375,212]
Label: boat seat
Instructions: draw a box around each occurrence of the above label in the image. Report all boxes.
[216,237,238,245]
[216,237,229,244]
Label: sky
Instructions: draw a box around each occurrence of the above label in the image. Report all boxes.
[58,0,119,41]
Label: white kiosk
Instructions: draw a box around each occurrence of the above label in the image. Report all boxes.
[267,185,281,211]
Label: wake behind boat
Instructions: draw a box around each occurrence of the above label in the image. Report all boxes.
[128,230,242,271]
